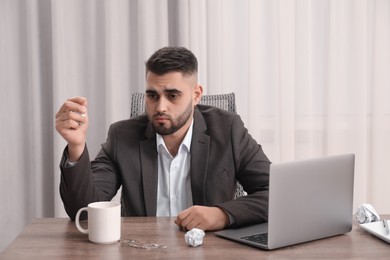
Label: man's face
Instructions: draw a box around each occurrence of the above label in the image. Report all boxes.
[145,71,202,136]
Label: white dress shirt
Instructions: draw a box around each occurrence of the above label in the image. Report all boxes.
[156,120,194,217]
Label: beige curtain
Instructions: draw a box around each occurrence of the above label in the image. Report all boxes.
[1,0,389,252]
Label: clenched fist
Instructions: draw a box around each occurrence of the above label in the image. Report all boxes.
[55,97,88,161]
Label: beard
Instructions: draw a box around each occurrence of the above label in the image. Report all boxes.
[150,101,193,135]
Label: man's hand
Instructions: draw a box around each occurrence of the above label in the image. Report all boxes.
[175,206,230,231]
[55,97,88,161]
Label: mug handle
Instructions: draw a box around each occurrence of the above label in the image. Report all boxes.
[75,207,89,234]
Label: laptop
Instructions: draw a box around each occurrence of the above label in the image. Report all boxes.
[215,153,355,250]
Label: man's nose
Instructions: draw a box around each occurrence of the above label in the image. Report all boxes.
[155,97,168,112]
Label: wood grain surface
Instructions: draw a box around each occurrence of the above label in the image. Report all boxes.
[1,216,390,259]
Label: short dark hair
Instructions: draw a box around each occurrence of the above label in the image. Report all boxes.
[145,46,198,77]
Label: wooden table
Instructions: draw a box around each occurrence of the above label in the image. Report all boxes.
[1,216,390,259]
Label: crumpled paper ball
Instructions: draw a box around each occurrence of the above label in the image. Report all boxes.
[356,203,380,224]
[184,228,205,247]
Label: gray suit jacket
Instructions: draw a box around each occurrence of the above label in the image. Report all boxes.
[60,105,270,227]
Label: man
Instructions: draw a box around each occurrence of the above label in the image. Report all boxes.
[56,46,270,231]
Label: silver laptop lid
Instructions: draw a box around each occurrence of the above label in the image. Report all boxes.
[268,153,355,249]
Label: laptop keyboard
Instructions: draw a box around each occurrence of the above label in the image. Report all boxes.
[241,233,268,245]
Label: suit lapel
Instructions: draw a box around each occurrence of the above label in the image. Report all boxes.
[140,123,158,216]
[190,108,210,205]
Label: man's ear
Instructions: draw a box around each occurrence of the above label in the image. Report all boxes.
[193,84,203,105]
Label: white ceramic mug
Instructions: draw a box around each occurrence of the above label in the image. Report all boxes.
[75,201,121,244]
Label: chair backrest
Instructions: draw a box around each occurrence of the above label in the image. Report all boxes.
[130,92,237,118]
[130,92,246,198]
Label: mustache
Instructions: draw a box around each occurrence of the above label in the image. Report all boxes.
[153,112,171,119]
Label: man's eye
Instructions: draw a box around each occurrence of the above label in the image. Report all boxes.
[168,94,178,100]
[146,93,158,100]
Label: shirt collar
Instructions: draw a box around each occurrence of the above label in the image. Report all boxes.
[156,119,194,154]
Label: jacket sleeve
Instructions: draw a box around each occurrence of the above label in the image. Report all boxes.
[59,127,121,220]
[216,115,271,227]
